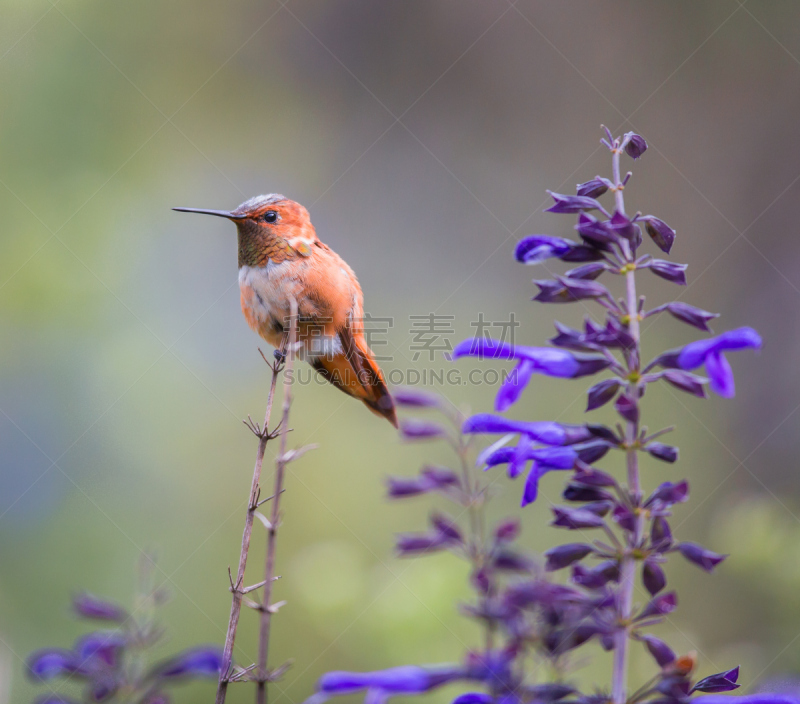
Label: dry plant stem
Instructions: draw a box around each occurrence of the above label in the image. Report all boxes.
[215,340,288,704]
[611,144,642,704]
[256,297,299,704]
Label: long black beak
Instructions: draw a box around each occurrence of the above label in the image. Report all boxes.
[172,207,247,220]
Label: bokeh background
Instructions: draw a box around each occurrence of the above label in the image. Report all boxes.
[3,1,800,702]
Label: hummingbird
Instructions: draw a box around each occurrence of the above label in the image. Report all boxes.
[174,194,397,427]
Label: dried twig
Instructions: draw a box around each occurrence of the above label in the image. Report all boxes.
[214,323,291,704]
[256,297,299,704]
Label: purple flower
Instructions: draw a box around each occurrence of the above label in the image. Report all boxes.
[576,178,610,198]
[453,695,494,704]
[399,419,447,440]
[571,561,619,589]
[155,647,223,679]
[545,191,603,214]
[614,393,639,424]
[586,379,622,411]
[656,327,762,398]
[642,216,676,254]
[462,414,592,445]
[544,543,594,571]
[609,211,638,242]
[72,593,128,623]
[678,542,726,572]
[622,132,647,159]
[647,259,688,285]
[551,318,634,352]
[452,339,610,412]
[392,388,441,408]
[692,667,740,693]
[695,696,800,704]
[646,442,679,463]
[431,513,463,543]
[75,631,126,668]
[651,516,673,551]
[494,519,520,543]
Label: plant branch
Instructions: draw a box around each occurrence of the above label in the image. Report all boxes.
[215,337,288,704]
[256,297,299,704]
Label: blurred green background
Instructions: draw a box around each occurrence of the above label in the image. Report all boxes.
[3,1,800,702]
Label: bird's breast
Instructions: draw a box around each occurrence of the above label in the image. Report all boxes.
[238,261,298,346]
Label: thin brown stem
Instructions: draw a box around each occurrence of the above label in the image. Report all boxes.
[215,341,287,704]
[256,298,299,704]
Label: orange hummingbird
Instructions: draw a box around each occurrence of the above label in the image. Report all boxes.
[174,194,397,427]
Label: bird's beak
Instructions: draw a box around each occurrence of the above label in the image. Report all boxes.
[172,207,248,220]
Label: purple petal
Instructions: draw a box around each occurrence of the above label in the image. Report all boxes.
[392,387,441,408]
[494,519,520,543]
[623,132,647,159]
[639,591,677,619]
[664,302,719,332]
[614,393,639,424]
[648,259,688,285]
[678,542,727,572]
[545,191,603,214]
[576,178,609,198]
[642,216,676,254]
[640,634,676,668]
[396,533,445,555]
[72,593,128,622]
[692,667,741,694]
[462,414,585,446]
[496,360,535,411]
[155,647,223,679]
[319,666,463,694]
[676,327,762,371]
[706,351,735,398]
[544,543,594,571]
[551,506,606,529]
[586,379,622,411]
[452,338,516,361]
[453,695,494,704]
[642,560,667,595]
[565,262,608,280]
[515,236,573,264]
[646,480,689,507]
[661,370,708,398]
[646,442,679,463]
[521,465,542,506]
[575,213,617,246]
[27,649,82,680]
[399,419,447,440]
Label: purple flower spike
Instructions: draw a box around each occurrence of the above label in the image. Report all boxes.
[678,542,727,572]
[647,259,688,285]
[646,442,679,463]
[692,667,740,693]
[27,649,82,680]
[642,559,667,595]
[462,414,591,446]
[622,132,648,159]
[392,387,441,408]
[586,379,622,411]
[551,506,606,529]
[545,191,603,214]
[638,591,677,619]
[399,419,447,440]
[155,647,223,679]
[576,178,609,198]
[642,216,676,253]
[72,593,128,623]
[657,327,762,398]
[640,634,676,668]
[544,543,594,571]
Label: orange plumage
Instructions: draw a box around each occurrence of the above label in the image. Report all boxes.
[174,195,397,427]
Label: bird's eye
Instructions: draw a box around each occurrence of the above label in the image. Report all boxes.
[263,210,278,223]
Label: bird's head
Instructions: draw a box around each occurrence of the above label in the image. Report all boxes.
[174,194,318,267]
